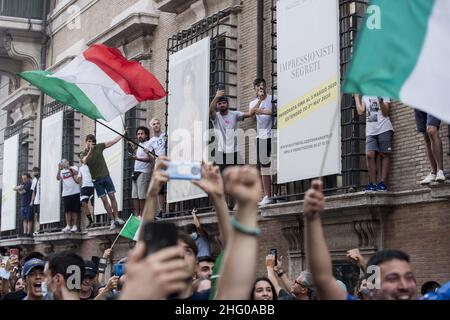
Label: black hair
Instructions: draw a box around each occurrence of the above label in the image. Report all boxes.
[48,251,85,291]
[136,126,150,140]
[184,223,197,234]
[197,256,215,264]
[22,173,31,179]
[421,281,441,296]
[250,277,278,300]
[177,231,199,257]
[365,249,410,275]
[13,277,25,292]
[85,134,96,144]
[253,78,266,87]
[217,96,228,103]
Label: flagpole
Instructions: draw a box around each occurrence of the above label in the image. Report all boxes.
[318,92,344,180]
[110,215,131,249]
[95,119,158,158]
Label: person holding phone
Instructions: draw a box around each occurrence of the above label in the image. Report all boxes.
[57,159,81,233]
[248,78,275,206]
[128,126,153,217]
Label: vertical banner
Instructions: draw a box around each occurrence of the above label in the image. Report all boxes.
[1,134,19,231]
[94,117,124,215]
[277,0,341,183]
[167,37,210,203]
[40,111,64,224]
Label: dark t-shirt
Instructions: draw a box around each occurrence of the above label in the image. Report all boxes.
[2,290,27,301]
[20,181,33,207]
[278,288,296,300]
[84,143,109,180]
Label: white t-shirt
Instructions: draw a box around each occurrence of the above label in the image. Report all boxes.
[134,140,153,173]
[148,133,166,157]
[362,96,394,136]
[77,164,94,188]
[214,110,245,153]
[60,166,80,197]
[249,95,274,139]
[31,177,40,205]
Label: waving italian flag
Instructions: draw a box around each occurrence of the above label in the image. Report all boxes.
[343,0,450,123]
[19,44,166,121]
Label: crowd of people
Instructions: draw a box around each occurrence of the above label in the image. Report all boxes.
[1,78,448,301]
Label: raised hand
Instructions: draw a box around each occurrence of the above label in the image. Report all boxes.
[223,166,262,207]
[147,156,170,197]
[303,179,325,220]
[191,163,224,198]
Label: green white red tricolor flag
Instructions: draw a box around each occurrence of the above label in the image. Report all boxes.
[343,0,450,123]
[19,44,166,121]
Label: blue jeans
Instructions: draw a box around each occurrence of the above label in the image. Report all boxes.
[93,175,116,198]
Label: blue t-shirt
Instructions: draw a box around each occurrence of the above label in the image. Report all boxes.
[20,181,33,208]
[195,235,211,258]
[422,280,450,300]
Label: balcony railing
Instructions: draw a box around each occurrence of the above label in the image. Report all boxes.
[0,0,47,20]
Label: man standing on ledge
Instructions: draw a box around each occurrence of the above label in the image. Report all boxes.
[82,133,125,230]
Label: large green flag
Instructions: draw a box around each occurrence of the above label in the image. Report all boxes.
[343,0,450,123]
[119,215,141,241]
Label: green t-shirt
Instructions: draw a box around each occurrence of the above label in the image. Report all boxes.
[84,143,109,180]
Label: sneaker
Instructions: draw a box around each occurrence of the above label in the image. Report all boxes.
[33,231,39,236]
[435,170,446,182]
[365,183,377,192]
[62,225,71,233]
[376,181,388,191]
[109,221,117,231]
[155,211,164,220]
[70,225,78,233]
[420,172,436,185]
[115,218,125,226]
[258,195,274,206]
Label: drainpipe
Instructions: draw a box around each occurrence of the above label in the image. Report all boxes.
[256,0,264,79]
[38,0,48,167]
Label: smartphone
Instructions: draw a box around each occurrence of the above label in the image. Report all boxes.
[270,248,277,266]
[164,161,201,181]
[114,263,125,277]
[9,248,19,258]
[143,221,178,255]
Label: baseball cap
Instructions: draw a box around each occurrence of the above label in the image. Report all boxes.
[22,258,45,277]
[84,260,98,278]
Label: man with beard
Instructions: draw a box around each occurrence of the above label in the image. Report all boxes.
[44,251,85,300]
[22,258,46,300]
[79,261,99,300]
[304,179,419,300]
[128,126,153,216]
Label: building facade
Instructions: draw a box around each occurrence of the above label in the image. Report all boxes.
[1,0,449,294]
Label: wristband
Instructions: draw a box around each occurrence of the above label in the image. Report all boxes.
[230,216,261,237]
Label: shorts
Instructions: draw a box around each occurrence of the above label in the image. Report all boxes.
[80,186,95,205]
[366,130,393,154]
[215,151,243,172]
[93,175,116,198]
[21,206,34,221]
[32,204,40,220]
[132,172,150,200]
[414,110,441,133]
[63,194,81,214]
[257,138,272,168]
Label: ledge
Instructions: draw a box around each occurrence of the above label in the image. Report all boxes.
[0,86,41,112]
[154,0,198,14]
[33,231,86,244]
[86,12,158,47]
[0,237,35,247]
[429,181,450,199]
[0,16,42,33]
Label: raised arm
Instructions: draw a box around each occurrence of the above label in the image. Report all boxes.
[304,180,347,300]
[266,254,283,296]
[354,94,365,116]
[82,145,94,164]
[191,163,232,246]
[209,90,224,121]
[191,209,208,238]
[138,156,170,241]
[56,163,62,181]
[379,98,390,117]
[216,166,261,300]
[104,134,124,149]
